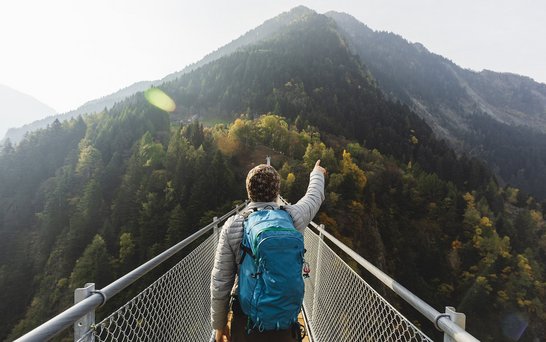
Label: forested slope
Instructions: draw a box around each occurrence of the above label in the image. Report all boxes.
[0,10,545,342]
[3,6,315,145]
[9,5,546,203]
[160,13,490,192]
[327,11,546,199]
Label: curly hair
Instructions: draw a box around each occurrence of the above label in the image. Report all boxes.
[245,164,281,202]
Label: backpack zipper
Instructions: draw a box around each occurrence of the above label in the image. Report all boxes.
[254,234,303,259]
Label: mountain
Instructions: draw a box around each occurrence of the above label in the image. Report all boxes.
[3,6,316,145]
[3,81,153,144]
[160,13,495,195]
[1,7,545,341]
[327,11,546,134]
[10,7,546,201]
[0,84,57,140]
[326,11,546,198]
[162,5,317,83]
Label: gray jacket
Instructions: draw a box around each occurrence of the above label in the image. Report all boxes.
[210,170,325,329]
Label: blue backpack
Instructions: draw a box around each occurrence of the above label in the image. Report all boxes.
[238,207,305,331]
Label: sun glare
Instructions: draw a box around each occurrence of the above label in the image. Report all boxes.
[144,87,176,112]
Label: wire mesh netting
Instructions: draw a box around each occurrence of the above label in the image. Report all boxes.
[302,228,433,342]
[90,231,219,342]
[88,225,432,342]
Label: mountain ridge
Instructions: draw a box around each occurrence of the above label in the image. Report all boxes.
[4,7,546,198]
[0,84,57,140]
[327,11,546,131]
[9,6,546,142]
[1,8,545,341]
[326,10,546,198]
[3,6,319,144]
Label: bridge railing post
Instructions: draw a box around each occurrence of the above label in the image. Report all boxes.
[74,283,95,342]
[311,224,325,325]
[443,306,466,342]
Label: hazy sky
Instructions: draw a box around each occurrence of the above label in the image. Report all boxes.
[1,0,545,114]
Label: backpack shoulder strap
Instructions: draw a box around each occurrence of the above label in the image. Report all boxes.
[238,208,256,264]
[242,207,257,217]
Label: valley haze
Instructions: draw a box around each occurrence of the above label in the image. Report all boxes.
[1,4,546,342]
[1,0,545,136]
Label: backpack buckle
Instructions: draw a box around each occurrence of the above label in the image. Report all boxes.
[303,261,311,279]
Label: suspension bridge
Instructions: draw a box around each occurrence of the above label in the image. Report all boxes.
[14,200,479,342]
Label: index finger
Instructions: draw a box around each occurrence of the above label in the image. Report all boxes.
[315,159,321,167]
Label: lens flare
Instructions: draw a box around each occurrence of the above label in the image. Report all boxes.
[502,312,528,340]
[144,88,176,112]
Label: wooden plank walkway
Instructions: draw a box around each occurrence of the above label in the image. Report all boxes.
[298,311,310,342]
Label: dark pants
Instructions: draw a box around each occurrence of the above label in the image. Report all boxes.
[230,298,299,342]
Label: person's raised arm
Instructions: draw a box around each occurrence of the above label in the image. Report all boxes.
[286,160,326,232]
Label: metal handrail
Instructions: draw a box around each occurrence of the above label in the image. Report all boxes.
[15,201,248,342]
[308,221,479,342]
[16,196,479,342]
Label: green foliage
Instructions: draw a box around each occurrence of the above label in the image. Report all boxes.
[1,105,545,341]
[462,112,546,199]
[118,232,136,264]
[165,205,189,247]
[1,12,545,341]
[70,235,113,289]
[330,12,546,200]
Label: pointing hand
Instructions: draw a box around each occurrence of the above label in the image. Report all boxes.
[314,159,327,176]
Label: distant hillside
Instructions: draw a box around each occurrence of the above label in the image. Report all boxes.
[326,11,546,198]
[162,5,317,83]
[157,10,483,191]
[327,11,546,135]
[8,7,546,200]
[0,84,57,140]
[462,69,546,128]
[4,6,316,145]
[4,81,152,144]
[1,8,545,342]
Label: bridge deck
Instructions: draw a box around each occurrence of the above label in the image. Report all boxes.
[225,310,310,341]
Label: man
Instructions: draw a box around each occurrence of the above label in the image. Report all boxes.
[210,160,326,342]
